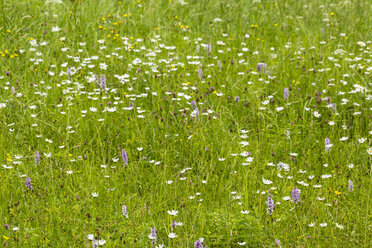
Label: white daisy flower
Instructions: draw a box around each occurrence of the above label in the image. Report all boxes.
[98,240,106,245]
[168,233,177,238]
[367,147,372,155]
[262,177,273,185]
[167,210,178,216]
[313,111,321,118]
[51,26,61,32]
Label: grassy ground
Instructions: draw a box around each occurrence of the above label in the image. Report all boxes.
[0,0,371,247]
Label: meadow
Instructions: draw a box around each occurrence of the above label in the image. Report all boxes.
[0,0,371,247]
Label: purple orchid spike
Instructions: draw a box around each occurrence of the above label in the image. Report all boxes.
[325,137,331,152]
[275,239,281,247]
[195,241,203,248]
[121,150,128,167]
[171,219,176,230]
[122,204,128,218]
[26,177,33,190]
[256,62,267,72]
[292,187,300,204]
[266,193,275,215]
[284,88,289,100]
[100,74,106,92]
[348,180,354,192]
[194,239,208,248]
[149,227,157,245]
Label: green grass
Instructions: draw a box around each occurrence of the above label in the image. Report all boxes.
[0,0,371,247]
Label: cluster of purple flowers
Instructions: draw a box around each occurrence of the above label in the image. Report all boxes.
[325,137,331,152]
[92,240,99,248]
[171,219,176,230]
[292,187,300,204]
[266,193,275,215]
[122,204,128,218]
[284,88,289,100]
[149,227,157,246]
[100,74,106,92]
[256,62,267,72]
[26,177,33,190]
[348,180,354,192]
[122,150,128,167]
[275,239,281,247]
[194,240,208,248]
